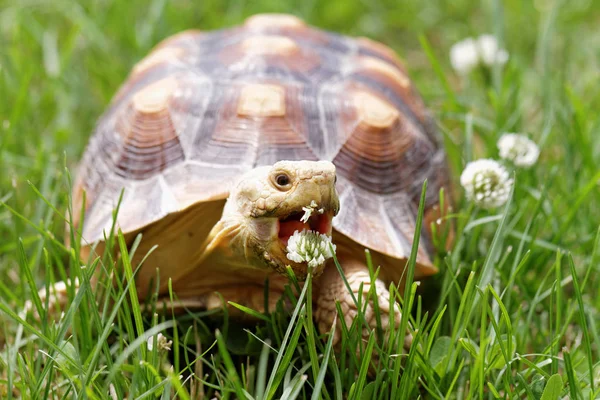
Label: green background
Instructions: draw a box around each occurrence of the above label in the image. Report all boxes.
[2,0,600,398]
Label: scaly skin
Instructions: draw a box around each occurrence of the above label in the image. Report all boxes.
[313,257,413,352]
[312,235,411,352]
[206,160,339,279]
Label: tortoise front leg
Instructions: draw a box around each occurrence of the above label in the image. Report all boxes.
[313,258,411,349]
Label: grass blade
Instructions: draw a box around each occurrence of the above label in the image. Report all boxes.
[215,329,251,400]
[311,318,336,400]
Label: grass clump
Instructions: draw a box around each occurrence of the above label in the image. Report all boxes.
[2,0,600,398]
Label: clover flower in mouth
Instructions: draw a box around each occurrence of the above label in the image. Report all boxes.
[460,159,513,209]
[300,200,324,223]
[286,230,336,269]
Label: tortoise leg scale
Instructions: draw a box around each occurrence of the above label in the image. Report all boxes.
[313,256,412,350]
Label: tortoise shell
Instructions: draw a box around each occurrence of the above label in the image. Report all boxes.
[72,13,449,274]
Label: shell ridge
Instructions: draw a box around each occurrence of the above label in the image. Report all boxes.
[316,85,331,160]
[379,194,411,259]
[184,78,214,158]
[157,174,179,213]
[322,83,360,161]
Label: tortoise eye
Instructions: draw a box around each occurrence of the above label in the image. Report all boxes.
[276,174,290,186]
[273,173,291,190]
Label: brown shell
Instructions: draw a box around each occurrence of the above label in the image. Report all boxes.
[72,13,449,270]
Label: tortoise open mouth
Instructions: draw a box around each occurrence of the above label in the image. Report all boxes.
[277,210,333,246]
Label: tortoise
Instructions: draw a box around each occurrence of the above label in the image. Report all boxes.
[67,13,449,342]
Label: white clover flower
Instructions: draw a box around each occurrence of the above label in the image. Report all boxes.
[450,38,480,75]
[497,133,540,167]
[460,159,513,209]
[476,34,509,66]
[147,333,172,352]
[286,230,336,269]
[450,34,509,74]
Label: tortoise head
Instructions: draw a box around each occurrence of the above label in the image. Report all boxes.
[218,160,339,278]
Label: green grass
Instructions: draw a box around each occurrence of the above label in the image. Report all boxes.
[2,0,600,398]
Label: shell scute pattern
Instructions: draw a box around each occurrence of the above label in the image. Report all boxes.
[75,14,448,266]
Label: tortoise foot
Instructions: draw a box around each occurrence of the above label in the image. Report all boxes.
[314,263,411,350]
